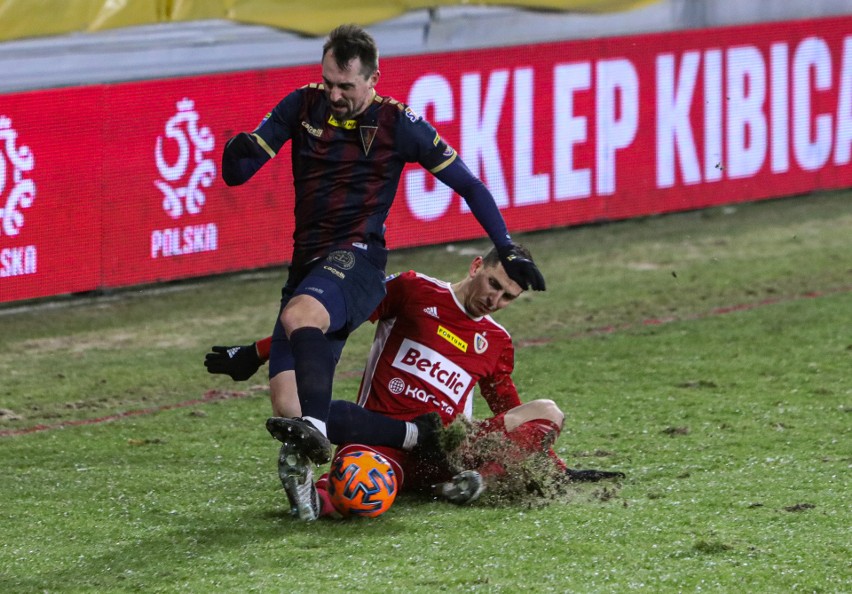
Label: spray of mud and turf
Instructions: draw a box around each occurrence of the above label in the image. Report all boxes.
[438,417,623,508]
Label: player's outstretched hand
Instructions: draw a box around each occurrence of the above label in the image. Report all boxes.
[497,243,546,291]
[204,344,263,381]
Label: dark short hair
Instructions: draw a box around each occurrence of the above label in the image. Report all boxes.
[323,24,379,77]
[483,244,532,268]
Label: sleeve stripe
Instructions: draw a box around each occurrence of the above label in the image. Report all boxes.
[252,133,276,158]
[429,150,457,174]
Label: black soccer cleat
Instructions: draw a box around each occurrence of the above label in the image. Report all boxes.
[266,417,332,465]
[565,468,626,482]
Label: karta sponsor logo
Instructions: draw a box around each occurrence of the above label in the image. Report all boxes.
[387,377,455,416]
[151,98,218,258]
[0,115,37,278]
[391,338,473,404]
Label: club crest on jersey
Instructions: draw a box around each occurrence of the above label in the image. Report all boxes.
[437,325,467,352]
[360,125,378,155]
[327,250,356,270]
[474,333,488,354]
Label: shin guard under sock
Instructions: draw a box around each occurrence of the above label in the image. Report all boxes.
[327,400,407,448]
[290,327,335,423]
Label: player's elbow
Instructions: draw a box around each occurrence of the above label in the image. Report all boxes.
[222,172,244,187]
[221,161,252,186]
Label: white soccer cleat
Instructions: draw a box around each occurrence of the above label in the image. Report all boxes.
[277,442,320,521]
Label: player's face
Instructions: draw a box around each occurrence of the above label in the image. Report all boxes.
[464,258,524,317]
[322,50,379,121]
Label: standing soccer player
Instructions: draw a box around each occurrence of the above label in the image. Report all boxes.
[220,24,545,518]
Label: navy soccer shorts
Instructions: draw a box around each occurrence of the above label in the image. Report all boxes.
[269,244,387,378]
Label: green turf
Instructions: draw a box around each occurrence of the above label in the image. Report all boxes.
[1,191,850,592]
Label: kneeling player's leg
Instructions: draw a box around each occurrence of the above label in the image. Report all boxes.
[503,399,564,433]
[470,400,565,477]
[503,399,564,452]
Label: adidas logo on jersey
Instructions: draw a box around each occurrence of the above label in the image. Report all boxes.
[423,306,439,318]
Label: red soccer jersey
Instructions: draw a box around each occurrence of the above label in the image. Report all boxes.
[355,270,522,425]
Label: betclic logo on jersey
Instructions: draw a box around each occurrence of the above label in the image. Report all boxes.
[391,338,473,405]
[0,115,37,279]
[150,98,218,259]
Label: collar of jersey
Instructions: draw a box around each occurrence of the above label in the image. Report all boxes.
[327,114,358,129]
[326,91,381,129]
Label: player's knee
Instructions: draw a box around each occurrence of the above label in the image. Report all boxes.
[280,296,330,335]
[505,399,564,432]
[531,399,564,429]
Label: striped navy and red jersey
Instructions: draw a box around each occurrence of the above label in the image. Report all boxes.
[228,84,463,268]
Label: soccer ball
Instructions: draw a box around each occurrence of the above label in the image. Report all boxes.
[328,450,398,518]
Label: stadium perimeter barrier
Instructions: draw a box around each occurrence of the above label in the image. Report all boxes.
[1,14,851,303]
[0,0,658,42]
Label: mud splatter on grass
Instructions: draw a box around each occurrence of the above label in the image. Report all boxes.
[440,417,622,508]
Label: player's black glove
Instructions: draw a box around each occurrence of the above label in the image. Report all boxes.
[565,468,626,482]
[497,243,546,291]
[204,343,263,381]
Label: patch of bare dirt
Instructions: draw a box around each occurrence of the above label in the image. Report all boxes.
[0,408,24,422]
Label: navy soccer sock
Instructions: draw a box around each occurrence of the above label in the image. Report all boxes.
[290,327,336,424]
[327,400,407,448]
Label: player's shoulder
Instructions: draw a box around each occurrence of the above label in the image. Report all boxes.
[386,269,449,291]
[481,314,513,342]
[276,83,323,109]
[373,93,425,125]
[286,83,326,103]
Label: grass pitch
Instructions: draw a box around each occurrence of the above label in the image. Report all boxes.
[1,191,850,593]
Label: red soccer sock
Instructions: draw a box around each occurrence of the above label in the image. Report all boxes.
[315,473,338,518]
[473,417,563,479]
[506,419,562,453]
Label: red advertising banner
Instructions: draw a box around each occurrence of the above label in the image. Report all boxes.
[0,87,104,300]
[2,16,850,303]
